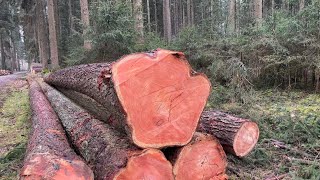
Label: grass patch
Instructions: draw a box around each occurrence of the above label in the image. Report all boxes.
[0,87,30,179]
[209,89,320,179]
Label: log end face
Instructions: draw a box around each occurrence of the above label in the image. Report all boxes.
[173,134,227,180]
[20,155,94,180]
[113,49,211,148]
[233,122,260,157]
[114,149,174,180]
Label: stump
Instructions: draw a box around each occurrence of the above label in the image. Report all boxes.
[20,79,93,180]
[40,82,174,180]
[198,110,259,157]
[168,133,228,180]
[44,49,211,148]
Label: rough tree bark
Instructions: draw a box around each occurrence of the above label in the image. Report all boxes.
[47,0,60,69]
[44,49,211,149]
[80,0,92,50]
[41,82,174,180]
[167,133,228,180]
[198,110,260,157]
[20,79,93,180]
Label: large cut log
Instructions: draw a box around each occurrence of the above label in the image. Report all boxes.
[198,110,259,157]
[44,49,211,148]
[20,79,93,180]
[166,133,228,180]
[40,82,174,180]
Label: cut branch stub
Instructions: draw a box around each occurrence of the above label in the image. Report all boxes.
[21,79,93,180]
[44,49,211,148]
[170,133,228,180]
[198,110,260,157]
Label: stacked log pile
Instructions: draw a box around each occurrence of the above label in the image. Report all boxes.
[0,69,12,76]
[22,49,259,180]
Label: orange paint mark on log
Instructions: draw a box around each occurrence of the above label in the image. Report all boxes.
[173,134,227,180]
[112,49,211,148]
[114,149,174,180]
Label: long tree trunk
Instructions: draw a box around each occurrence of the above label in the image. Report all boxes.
[228,0,236,34]
[168,133,228,180]
[20,80,93,179]
[44,49,211,149]
[47,0,60,69]
[80,0,92,50]
[198,110,260,157]
[41,82,174,180]
[0,33,6,70]
[36,0,50,69]
[254,0,263,27]
[163,0,172,42]
[132,0,144,42]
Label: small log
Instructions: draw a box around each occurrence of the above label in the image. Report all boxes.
[20,80,93,180]
[198,110,259,157]
[40,82,174,180]
[167,133,228,180]
[44,49,211,148]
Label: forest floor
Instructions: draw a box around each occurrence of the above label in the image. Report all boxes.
[0,72,30,180]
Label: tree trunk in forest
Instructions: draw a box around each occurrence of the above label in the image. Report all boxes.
[0,33,6,70]
[133,0,144,42]
[271,0,275,15]
[254,0,263,27]
[228,0,236,34]
[198,110,260,157]
[68,0,74,32]
[187,0,191,26]
[20,80,93,180]
[147,0,151,32]
[80,0,92,50]
[299,0,305,11]
[47,0,60,69]
[316,68,320,92]
[41,82,174,180]
[191,0,194,26]
[163,0,172,42]
[10,34,17,71]
[168,133,228,180]
[44,49,211,149]
[154,0,158,33]
[36,0,49,69]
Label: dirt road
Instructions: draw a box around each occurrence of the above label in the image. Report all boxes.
[0,72,27,88]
